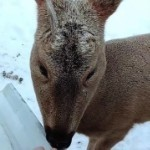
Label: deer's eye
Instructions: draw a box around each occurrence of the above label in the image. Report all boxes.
[39,65,48,78]
[86,68,96,81]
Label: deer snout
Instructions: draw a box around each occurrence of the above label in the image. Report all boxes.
[45,126,74,149]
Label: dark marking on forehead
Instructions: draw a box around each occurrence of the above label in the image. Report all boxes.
[51,22,86,74]
[63,22,84,35]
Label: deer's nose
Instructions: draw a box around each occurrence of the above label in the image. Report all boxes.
[45,126,74,149]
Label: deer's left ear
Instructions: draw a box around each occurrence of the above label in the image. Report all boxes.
[89,0,122,20]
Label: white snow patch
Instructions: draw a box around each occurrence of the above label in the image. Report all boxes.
[105,0,150,40]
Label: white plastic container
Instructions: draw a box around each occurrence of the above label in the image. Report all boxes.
[0,84,51,150]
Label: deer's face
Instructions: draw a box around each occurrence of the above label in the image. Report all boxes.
[31,25,106,149]
[31,0,121,149]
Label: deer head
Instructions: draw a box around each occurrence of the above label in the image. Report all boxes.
[30,0,121,149]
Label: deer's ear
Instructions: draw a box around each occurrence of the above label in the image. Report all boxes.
[35,0,44,6]
[89,0,122,20]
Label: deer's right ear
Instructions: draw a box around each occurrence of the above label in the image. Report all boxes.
[89,0,122,20]
[35,0,44,6]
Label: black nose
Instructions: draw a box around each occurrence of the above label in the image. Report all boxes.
[45,126,74,149]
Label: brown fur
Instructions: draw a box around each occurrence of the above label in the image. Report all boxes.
[30,0,150,149]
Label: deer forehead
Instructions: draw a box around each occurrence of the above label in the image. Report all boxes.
[37,0,102,74]
[46,22,99,74]
[52,23,98,52]
[47,0,101,53]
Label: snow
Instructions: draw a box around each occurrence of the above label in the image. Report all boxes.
[0,0,150,149]
[105,0,150,40]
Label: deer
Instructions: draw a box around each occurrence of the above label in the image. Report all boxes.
[30,0,150,149]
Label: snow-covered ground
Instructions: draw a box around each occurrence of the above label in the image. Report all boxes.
[0,0,150,149]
